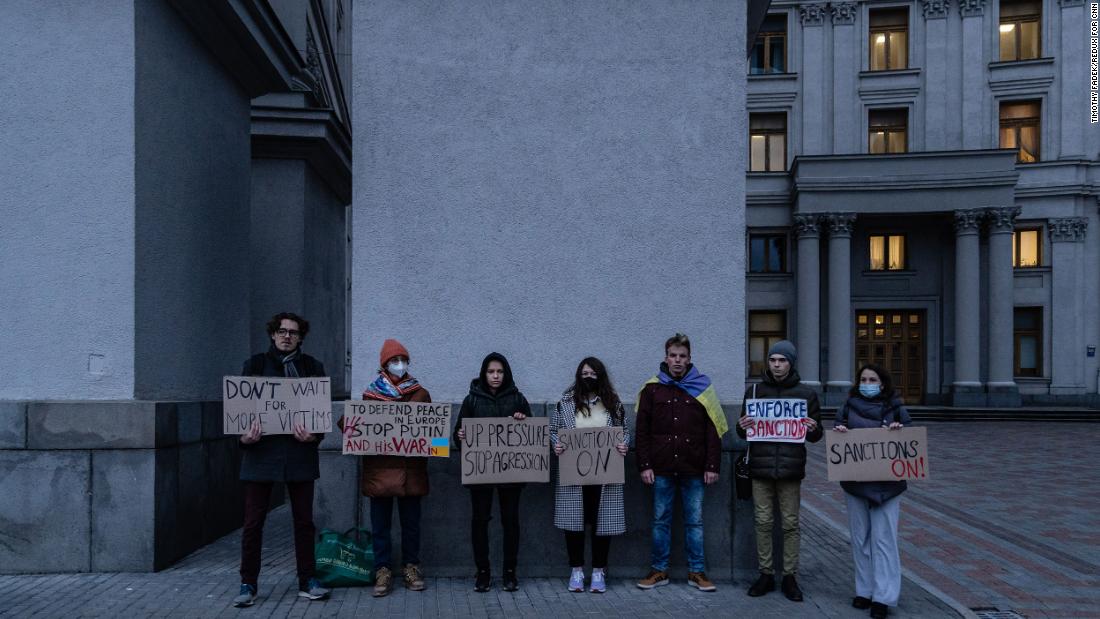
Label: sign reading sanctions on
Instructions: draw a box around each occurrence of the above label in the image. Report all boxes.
[341,402,452,457]
[557,427,625,486]
[461,417,550,485]
[223,376,332,435]
[826,427,929,482]
[744,398,808,442]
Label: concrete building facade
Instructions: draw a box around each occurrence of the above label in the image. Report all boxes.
[746,0,1100,406]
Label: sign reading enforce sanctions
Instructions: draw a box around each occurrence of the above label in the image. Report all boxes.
[744,398,808,443]
[557,427,626,486]
[461,417,550,485]
[341,401,452,457]
[825,427,929,482]
[223,376,332,435]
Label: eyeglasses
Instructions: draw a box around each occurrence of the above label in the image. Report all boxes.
[275,328,301,338]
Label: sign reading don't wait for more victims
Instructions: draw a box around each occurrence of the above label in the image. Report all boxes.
[222,376,332,435]
[341,401,452,457]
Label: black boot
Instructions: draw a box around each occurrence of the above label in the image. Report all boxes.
[852,596,873,609]
[746,573,775,597]
[502,569,519,592]
[474,569,491,592]
[870,602,889,618]
[781,574,803,602]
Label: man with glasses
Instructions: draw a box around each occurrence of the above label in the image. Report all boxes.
[233,312,330,607]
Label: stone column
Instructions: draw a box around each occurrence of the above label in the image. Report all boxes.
[921,0,950,150]
[1049,217,1089,396]
[794,214,822,388]
[959,0,986,149]
[825,213,856,401]
[799,3,828,155]
[830,3,859,154]
[953,209,984,404]
[1059,0,1087,158]
[986,207,1021,406]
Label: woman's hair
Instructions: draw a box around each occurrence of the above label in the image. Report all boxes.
[848,362,896,399]
[571,357,623,423]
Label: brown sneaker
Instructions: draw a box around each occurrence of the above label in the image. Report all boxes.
[636,569,669,589]
[688,571,717,592]
[373,566,393,597]
[403,563,426,591]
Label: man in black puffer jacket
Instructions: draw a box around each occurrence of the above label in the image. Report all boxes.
[736,340,822,603]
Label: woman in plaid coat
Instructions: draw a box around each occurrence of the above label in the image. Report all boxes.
[550,357,630,593]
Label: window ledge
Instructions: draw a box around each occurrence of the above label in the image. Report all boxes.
[861,269,917,276]
[747,171,789,177]
[749,72,799,81]
[858,68,922,79]
[747,272,793,279]
[988,57,1055,70]
[1014,376,1051,384]
[1013,265,1050,274]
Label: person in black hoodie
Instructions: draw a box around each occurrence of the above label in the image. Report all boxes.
[833,363,912,619]
[452,352,532,593]
[736,340,822,603]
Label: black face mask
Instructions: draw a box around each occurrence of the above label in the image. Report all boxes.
[580,377,599,392]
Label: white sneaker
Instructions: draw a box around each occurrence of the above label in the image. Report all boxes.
[568,568,585,592]
[590,569,607,593]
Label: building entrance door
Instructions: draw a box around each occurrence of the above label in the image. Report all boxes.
[855,310,925,404]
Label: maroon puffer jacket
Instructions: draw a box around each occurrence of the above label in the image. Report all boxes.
[635,382,721,476]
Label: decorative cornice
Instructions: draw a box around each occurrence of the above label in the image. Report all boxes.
[799,3,827,26]
[958,0,986,17]
[792,214,821,238]
[823,212,857,236]
[920,0,950,19]
[1048,217,1088,242]
[985,206,1021,233]
[831,2,857,25]
[954,209,984,234]
[251,104,353,204]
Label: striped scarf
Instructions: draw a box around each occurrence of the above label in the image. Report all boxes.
[363,372,422,401]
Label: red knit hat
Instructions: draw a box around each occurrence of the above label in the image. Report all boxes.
[379,339,410,367]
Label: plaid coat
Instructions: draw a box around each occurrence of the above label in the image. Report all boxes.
[550,391,629,535]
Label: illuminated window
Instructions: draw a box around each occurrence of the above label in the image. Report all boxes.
[751,15,787,75]
[749,311,787,377]
[750,113,787,172]
[1014,307,1042,377]
[869,234,906,271]
[1012,228,1041,267]
[1000,0,1041,61]
[869,8,908,71]
[1000,100,1040,163]
[869,108,907,154]
[749,233,787,273]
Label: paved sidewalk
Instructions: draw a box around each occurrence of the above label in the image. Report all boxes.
[1,504,955,618]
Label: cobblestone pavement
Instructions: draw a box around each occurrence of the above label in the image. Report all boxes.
[803,421,1100,619]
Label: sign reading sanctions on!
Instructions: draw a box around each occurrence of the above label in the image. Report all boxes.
[341,402,452,457]
[744,398,808,443]
[825,426,929,482]
[461,417,550,485]
[556,427,625,486]
[223,376,332,434]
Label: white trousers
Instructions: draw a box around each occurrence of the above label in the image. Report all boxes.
[845,492,902,607]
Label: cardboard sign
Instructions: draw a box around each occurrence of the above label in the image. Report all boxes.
[826,427,929,482]
[557,427,626,486]
[744,398,808,443]
[222,376,332,434]
[460,417,550,485]
[341,401,452,457]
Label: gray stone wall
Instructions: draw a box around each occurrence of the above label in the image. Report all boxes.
[352,0,747,403]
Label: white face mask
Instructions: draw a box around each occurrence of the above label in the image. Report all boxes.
[387,360,408,377]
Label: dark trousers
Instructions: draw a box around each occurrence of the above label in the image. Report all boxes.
[370,495,422,569]
[565,484,611,568]
[240,480,316,589]
[469,485,522,572]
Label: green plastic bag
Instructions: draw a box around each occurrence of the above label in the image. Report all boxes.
[315,527,374,587]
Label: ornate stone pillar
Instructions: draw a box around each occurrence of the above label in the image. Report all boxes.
[799,3,828,154]
[794,214,822,387]
[1059,0,1087,158]
[825,213,856,399]
[830,3,859,153]
[986,207,1021,406]
[921,0,950,150]
[953,209,983,404]
[1049,217,1089,395]
[959,0,986,149]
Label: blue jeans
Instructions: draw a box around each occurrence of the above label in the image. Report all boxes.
[651,475,705,572]
[370,496,422,569]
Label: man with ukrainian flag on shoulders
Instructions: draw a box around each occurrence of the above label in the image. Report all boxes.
[634,333,728,594]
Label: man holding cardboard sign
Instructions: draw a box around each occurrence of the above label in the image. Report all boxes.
[232,312,329,608]
[736,340,822,603]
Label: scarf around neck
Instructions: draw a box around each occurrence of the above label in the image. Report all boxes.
[636,364,729,437]
[363,371,422,401]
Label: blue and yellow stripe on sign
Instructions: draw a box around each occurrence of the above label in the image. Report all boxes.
[429,437,450,457]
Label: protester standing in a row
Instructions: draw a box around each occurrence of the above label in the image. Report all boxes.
[550,357,630,593]
[453,352,532,592]
[834,364,912,619]
[234,312,330,607]
[737,340,822,603]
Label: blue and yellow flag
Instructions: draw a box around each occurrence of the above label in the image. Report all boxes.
[636,366,728,437]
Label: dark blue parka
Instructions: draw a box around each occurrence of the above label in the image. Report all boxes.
[834,393,913,505]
